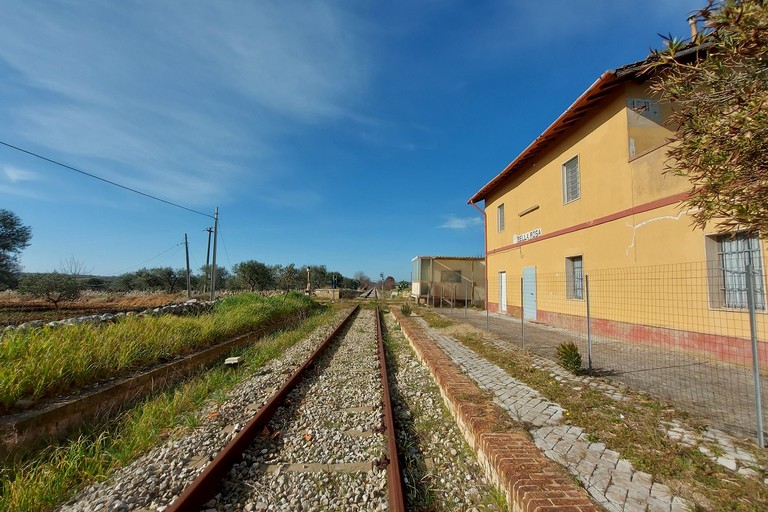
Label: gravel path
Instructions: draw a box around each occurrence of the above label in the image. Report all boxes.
[383,314,504,511]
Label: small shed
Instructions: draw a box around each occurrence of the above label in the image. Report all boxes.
[411,256,485,307]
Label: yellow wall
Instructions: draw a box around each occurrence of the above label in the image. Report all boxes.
[482,82,768,341]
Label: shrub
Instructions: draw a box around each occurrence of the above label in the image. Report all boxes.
[18,272,81,309]
[400,304,412,316]
[556,341,582,374]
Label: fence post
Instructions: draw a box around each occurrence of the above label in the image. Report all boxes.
[586,274,593,374]
[520,277,525,349]
[464,281,468,321]
[746,262,765,448]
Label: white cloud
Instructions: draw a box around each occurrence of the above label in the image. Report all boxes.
[439,215,483,229]
[2,165,38,183]
[0,1,372,205]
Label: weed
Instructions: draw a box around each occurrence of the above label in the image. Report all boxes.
[556,341,582,374]
[400,304,412,316]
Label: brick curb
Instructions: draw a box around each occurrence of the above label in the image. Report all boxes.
[391,309,600,512]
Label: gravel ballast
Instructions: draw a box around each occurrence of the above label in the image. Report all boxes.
[59,307,505,511]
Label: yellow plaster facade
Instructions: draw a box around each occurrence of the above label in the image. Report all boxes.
[471,65,768,365]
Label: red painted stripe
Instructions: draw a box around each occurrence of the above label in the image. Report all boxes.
[488,191,690,255]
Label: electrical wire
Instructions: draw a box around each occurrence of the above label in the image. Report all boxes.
[116,241,185,274]
[217,223,233,269]
[0,140,214,218]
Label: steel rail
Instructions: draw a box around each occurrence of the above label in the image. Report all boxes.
[376,307,406,512]
[167,305,359,511]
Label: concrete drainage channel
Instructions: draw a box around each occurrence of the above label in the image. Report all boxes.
[0,310,311,458]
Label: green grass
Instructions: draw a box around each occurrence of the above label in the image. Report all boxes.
[0,305,338,512]
[0,292,316,410]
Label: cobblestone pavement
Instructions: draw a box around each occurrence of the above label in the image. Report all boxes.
[438,307,768,442]
[409,311,768,511]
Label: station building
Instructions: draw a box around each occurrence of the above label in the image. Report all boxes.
[468,53,768,366]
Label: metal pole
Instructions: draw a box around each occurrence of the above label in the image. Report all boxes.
[203,227,212,293]
[465,281,468,321]
[520,277,524,349]
[746,262,765,447]
[210,207,219,301]
[586,274,592,373]
[184,233,191,299]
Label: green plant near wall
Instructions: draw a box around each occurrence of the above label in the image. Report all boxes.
[556,341,582,374]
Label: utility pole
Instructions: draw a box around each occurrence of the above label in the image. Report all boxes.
[210,208,219,301]
[184,233,191,299]
[203,227,213,293]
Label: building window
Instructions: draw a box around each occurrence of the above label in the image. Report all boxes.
[566,255,584,300]
[562,156,580,204]
[442,270,461,283]
[707,232,765,309]
[497,203,505,232]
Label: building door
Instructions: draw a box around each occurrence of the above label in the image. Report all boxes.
[498,271,507,313]
[523,266,537,321]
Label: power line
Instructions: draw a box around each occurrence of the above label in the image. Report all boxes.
[217,223,233,269]
[0,140,214,218]
[116,241,185,274]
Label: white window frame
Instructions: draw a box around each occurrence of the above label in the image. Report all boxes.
[562,156,580,204]
[497,203,505,232]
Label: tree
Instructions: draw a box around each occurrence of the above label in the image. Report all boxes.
[18,272,81,309]
[383,276,397,291]
[151,267,184,293]
[0,209,32,289]
[649,0,768,235]
[353,271,372,289]
[275,263,302,292]
[58,256,91,277]
[396,280,411,292]
[200,264,230,291]
[306,264,329,289]
[233,260,275,291]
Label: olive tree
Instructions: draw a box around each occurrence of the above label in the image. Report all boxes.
[233,260,275,291]
[0,209,32,289]
[649,0,768,235]
[18,272,80,309]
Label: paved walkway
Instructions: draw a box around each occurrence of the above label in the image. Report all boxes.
[438,306,768,442]
[413,317,690,512]
[404,309,768,511]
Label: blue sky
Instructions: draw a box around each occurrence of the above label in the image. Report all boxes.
[0,0,701,283]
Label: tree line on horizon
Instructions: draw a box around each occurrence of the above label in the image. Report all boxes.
[14,262,385,295]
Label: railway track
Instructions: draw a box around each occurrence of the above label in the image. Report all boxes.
[165,306,404,511]
[58,305,506,512]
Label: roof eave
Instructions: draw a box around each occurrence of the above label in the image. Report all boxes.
[468,45,711,206]
[468,71,621,205]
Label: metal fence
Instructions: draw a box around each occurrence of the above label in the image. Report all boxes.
[444,261,767,445]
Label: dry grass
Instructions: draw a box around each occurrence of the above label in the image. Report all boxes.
[0,291,191,326]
